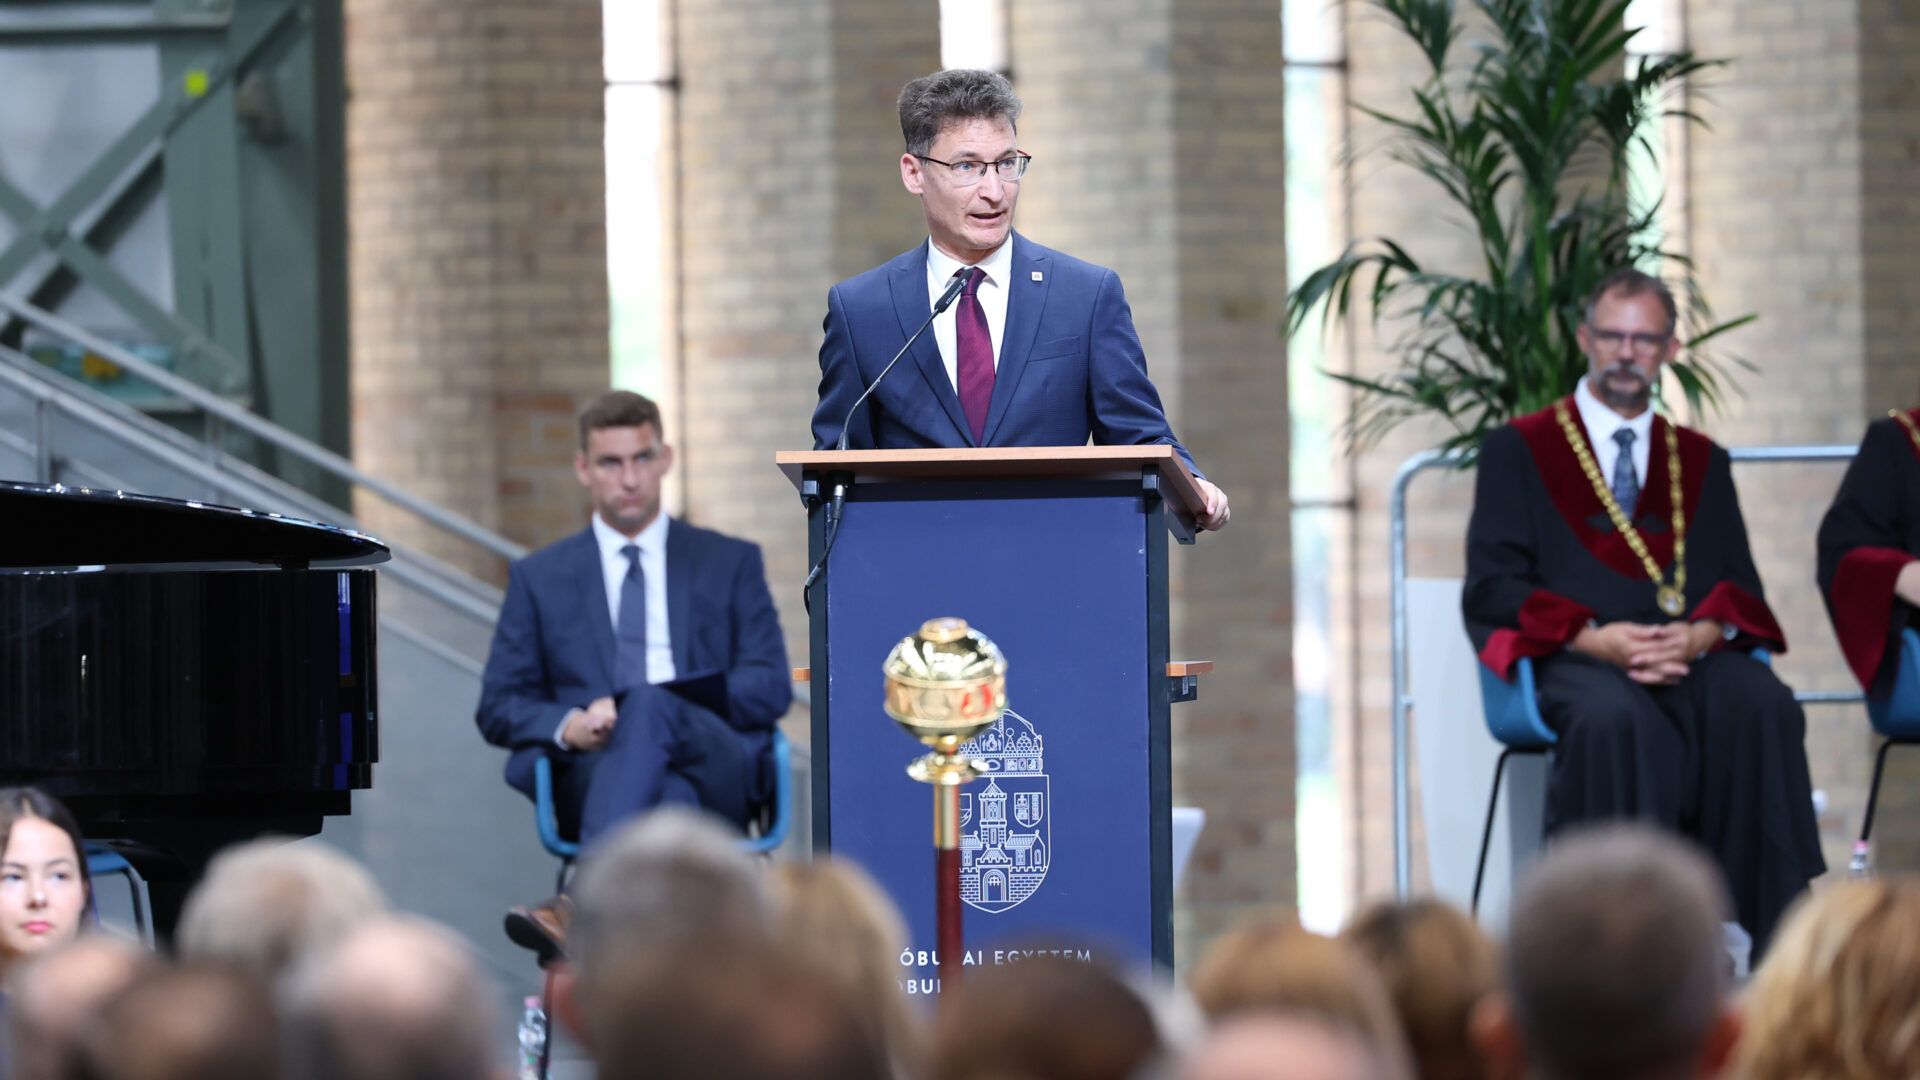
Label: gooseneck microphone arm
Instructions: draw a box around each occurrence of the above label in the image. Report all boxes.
[834,271,969,451]
[805,272,969,612]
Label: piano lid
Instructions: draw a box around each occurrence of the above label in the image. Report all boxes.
[0,482,390,569]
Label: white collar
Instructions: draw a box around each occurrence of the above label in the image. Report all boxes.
[591,509,669,558]
[1574,375,1655,444]
[926,234,1014,290]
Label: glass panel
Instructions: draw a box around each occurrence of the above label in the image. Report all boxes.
[940,0,1008,73]
[604,0,665,84]
[605,84,669,399]
[1624,0,1675,56]
[1285,64,1348,932]
[1283,0,1344,65]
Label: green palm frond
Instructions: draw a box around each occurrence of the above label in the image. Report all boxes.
[1289,0,1753,458]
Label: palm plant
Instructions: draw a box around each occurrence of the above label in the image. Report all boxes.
[1287,0,1753,457]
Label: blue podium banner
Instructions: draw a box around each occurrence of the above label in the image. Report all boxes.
[816,478,1168,994]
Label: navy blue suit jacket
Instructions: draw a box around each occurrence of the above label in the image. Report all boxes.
[476,518,791,797]
[810,233,1202,477]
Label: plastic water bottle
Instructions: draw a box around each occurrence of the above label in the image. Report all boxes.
[1850,840,1874,878]
[517,995,547,1080]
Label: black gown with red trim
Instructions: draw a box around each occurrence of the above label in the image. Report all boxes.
[1816,412,1920,698]
[1463,396,1824,954]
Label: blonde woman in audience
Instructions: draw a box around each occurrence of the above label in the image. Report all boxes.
[173,836,386,987]
[1341,899,1497,1080]
[1736,877,1920,1080]
[1188,912,1413,1080]
[771,858,923,1076]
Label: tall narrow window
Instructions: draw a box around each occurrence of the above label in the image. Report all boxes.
[604,0,673,405]
[939,0,1010,74]
[1284,0,1351,933]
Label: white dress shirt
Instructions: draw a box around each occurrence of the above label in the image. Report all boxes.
[1574,375,1652,491]
[559,511,676,747]
[926,236,1013,392]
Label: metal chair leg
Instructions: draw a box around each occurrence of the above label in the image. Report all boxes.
[1860,738,1903,847]
[1472,748,1516,916]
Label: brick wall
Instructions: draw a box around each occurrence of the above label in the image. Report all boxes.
[671,0,937,693]
[345,0,610,571]
[1012,0,1295,956]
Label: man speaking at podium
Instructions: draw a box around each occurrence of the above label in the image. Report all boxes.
[810,68,1230,532]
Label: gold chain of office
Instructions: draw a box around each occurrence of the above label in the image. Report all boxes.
[1890,408,1920,457]
[1553,400,1689,617]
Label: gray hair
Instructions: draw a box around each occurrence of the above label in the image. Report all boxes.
[897,69,1022,158]
[1506,825,1730,1080]
[572,807,771,986]
[174,838,387,987]
[280,915,498,1080]
[1585,267,1678,337]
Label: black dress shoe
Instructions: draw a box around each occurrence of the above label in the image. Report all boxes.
[504,894,573,969]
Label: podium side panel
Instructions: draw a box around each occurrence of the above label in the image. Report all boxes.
[824,481,1154,993]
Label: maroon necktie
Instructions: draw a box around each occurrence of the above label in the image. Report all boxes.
[954,267,994,444]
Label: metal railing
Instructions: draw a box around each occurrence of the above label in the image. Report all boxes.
[1388,443,1861,897]
[0,347,507,626]
[0,291,526,564]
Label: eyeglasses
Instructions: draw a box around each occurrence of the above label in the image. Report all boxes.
[915,153,1033,186]
[1588,328,1673,353]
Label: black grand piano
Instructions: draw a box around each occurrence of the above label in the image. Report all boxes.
[0,481,384,938]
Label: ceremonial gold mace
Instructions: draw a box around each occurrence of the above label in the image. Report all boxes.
[882,617,1007,988]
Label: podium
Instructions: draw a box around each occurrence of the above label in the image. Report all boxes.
[778,446,1208,988]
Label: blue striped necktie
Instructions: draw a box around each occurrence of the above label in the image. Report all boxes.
[617,543,648,687]
[1610,428,1640,520]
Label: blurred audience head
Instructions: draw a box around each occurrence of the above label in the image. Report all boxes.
[281,914,502,1080]
[5,938,153,1080]
[1736,876,1920,1080]
[1477,825,1736,1080]
[174,838,385,987]
[593,941,888,1080]
[1181,1012,1386,1080]
[0,787,93,975]
[564,806,771,1044]
[1341,897,1497,1080]
[1188,912,1411,1080]
[931,954,1163,1080]
[74,963,278,1080]
[771,857,921,1073]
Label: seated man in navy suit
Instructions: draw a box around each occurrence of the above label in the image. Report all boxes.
[478,390,789,962]
[810,67,1230,532]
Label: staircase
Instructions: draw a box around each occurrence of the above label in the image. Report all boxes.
[0,294,804,998]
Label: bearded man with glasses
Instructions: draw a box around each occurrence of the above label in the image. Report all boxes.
[809,67,1229,531]
[1461,268,1823,957]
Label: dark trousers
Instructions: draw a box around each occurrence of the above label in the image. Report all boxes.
[1534,650,1826,955]
[505,688,765,849]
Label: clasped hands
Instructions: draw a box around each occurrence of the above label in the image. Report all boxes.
[1571,619,1725,686]
[560,695,619,752]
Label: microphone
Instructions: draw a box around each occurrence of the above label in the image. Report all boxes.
[807,270,970,611]
[834,271,969,451]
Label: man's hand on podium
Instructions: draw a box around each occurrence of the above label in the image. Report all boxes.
[1194,478,1230,531]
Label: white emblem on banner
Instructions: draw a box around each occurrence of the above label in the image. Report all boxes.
[956,710,1049,913]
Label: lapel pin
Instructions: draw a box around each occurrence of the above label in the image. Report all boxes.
[1032,271,1044,282]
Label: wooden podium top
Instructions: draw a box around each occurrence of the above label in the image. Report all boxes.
[775,445,1207,528]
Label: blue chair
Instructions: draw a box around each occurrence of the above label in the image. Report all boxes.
[84,845,151,945]
[1472,648,1772,913]
[533,728,796,889]
[1859,628,1920,849]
